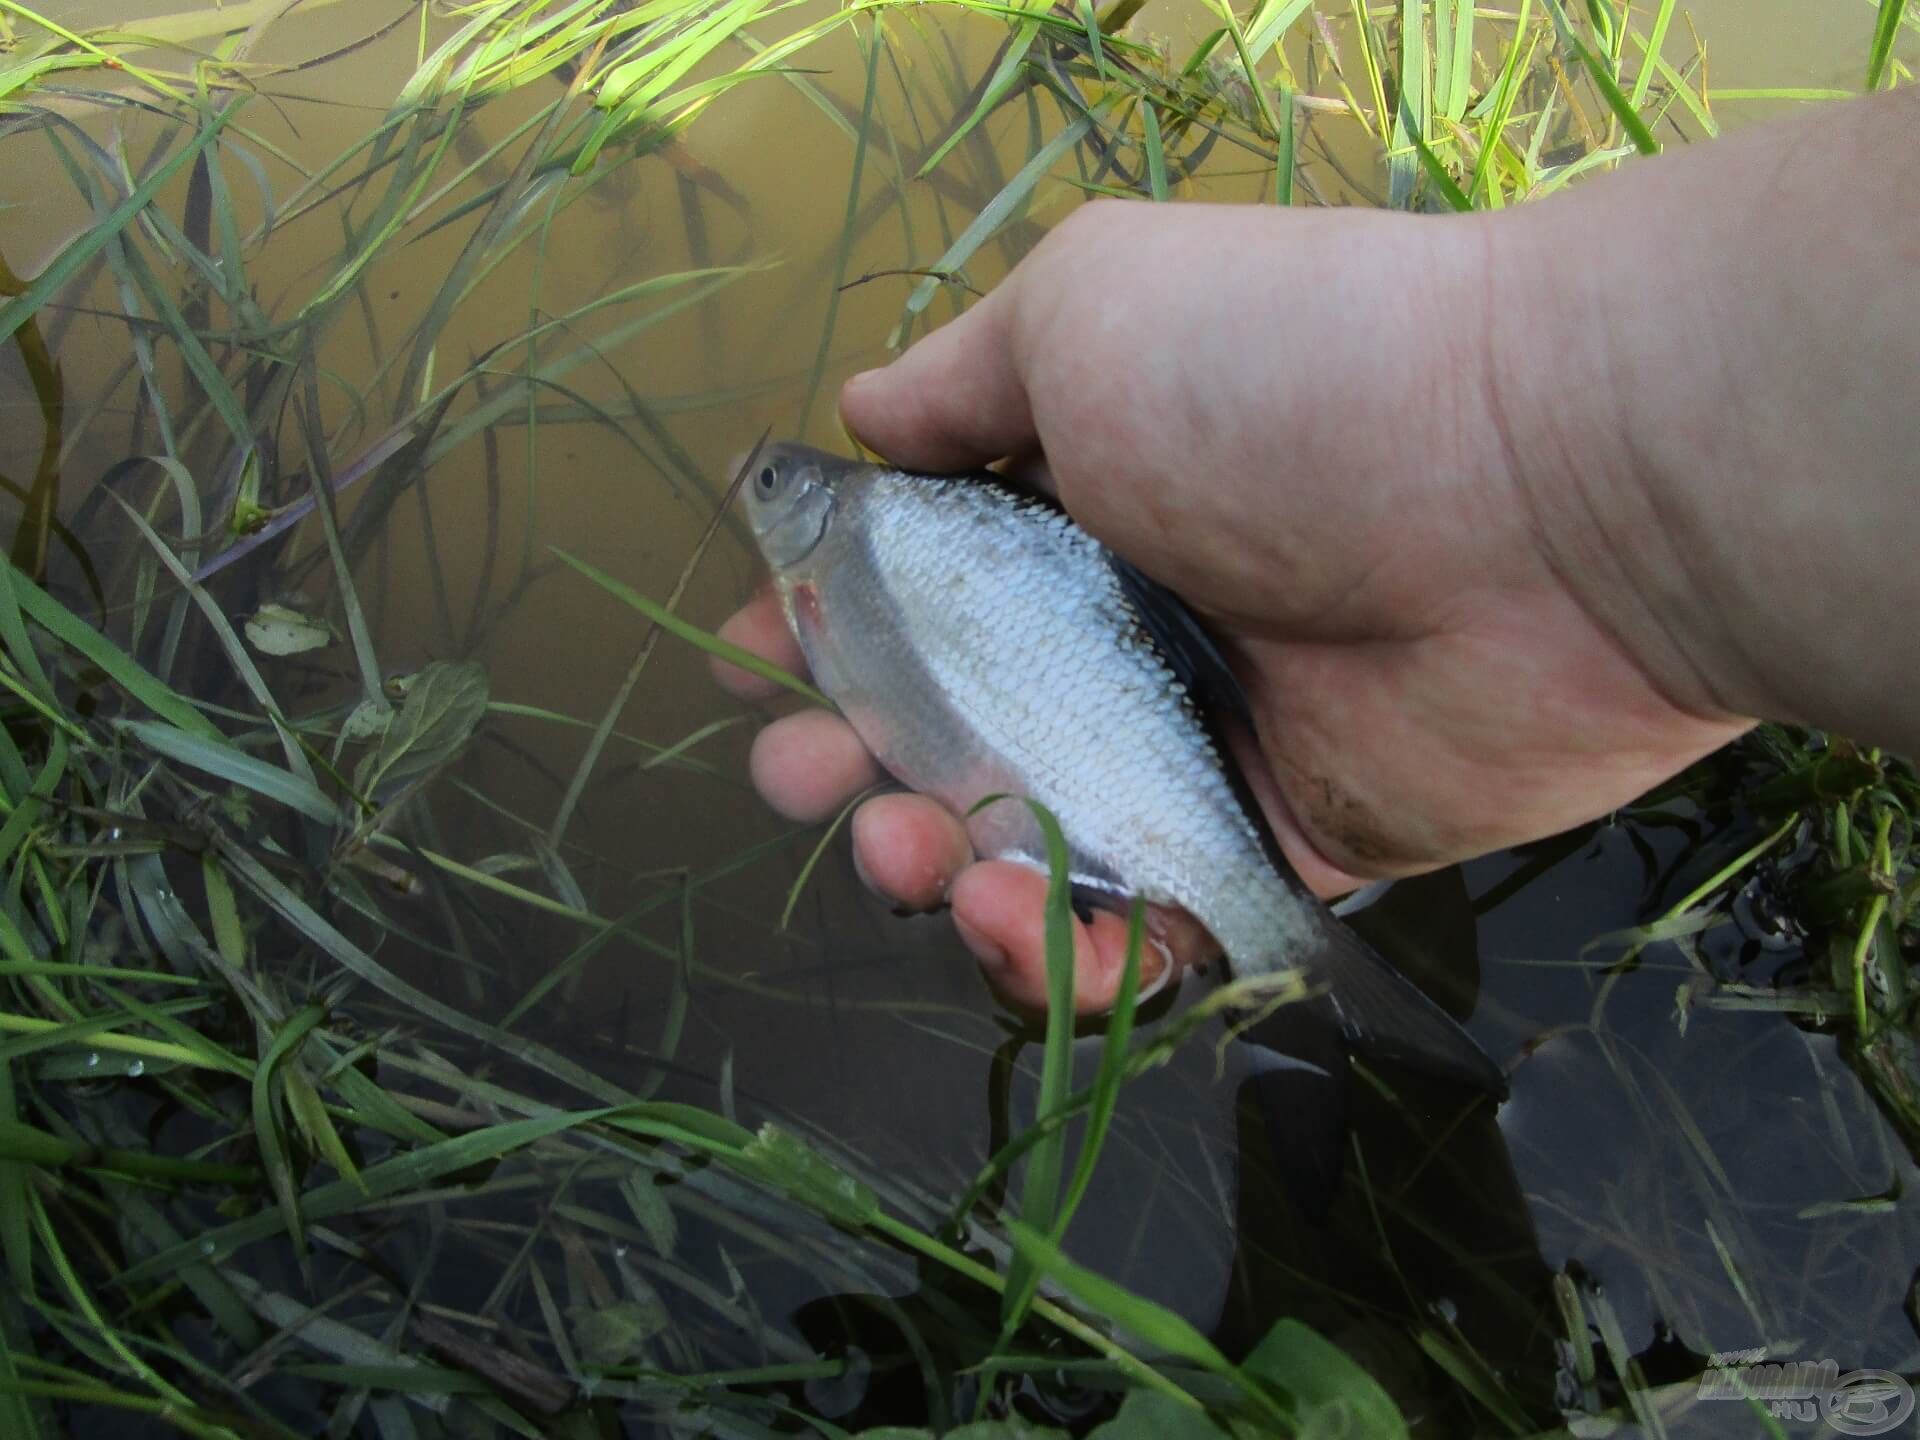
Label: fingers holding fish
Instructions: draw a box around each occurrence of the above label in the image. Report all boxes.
[712,590,806,700]
[735,685,1213,1013]
[947,863,1212,1016]
[848,794,971,913]
[747,710,881,823]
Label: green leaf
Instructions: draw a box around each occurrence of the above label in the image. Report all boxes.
[1273,80,1294,206]
[1630,0,1679,108]
[282,1065,364,1192]
[354,659,489,796]
[200,854,246,969]
[1051,901,1144,1246]
[994,799,1077,1340]
[571,1298,670,1365]
[1089,1390,1230,1439]
[119,1108,618,1284]
[1408,126,1473,212]
[622,1175,678,1260]
[1469,2,1536,204]
[1387,0,1429,206]
[212,837,637,1106]
[1243,0,1313,55]
[1241,1319,1410,1438]
[0,1064,33,1304]
[1433,0,1476,122]
[252,1003,327,1263]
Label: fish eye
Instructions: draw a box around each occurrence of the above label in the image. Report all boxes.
[756,464,779,496]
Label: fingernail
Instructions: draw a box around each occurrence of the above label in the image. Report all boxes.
[851,844,880,897]
[1136,939,1176,1001]
[954,913,1008,972]
[844,367,882,392]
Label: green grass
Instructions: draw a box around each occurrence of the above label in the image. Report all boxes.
[0,0,1913,1435]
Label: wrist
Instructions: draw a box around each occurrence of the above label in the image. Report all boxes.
[1470,202,1746,726]
[1485,90,1920,747]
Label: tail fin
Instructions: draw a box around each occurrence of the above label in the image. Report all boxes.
[1310,915,1509,1099]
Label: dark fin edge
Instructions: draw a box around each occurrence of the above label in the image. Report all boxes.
[1313,916,1510,1099]
[1112,555,1508,1100]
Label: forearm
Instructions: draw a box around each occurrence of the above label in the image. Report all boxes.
[1491,87,1920,751]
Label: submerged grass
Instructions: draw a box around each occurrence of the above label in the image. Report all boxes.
[0,0,1913,1436]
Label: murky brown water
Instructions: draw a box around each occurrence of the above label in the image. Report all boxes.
[3,0,1912,1432]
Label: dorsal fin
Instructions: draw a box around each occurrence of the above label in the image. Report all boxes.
[1106,554,1301,889]
[1109,554,1256,734]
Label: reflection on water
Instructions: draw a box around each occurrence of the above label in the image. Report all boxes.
[2,0,1913,1432]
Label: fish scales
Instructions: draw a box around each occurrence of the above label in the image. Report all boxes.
[837,470,1311,965]
[743,440,1506,1097]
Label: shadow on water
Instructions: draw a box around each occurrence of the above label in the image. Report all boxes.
[1,0,1916,1435]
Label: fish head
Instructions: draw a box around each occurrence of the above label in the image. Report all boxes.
[739,440,843,571]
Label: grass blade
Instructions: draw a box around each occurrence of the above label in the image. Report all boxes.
[1006,1218,1288,1428]
[797,16,882,436]
[250,1003,327,1267]
[120,720,335,825]
[1566,24,1661,153]
[1630,0,1679,107]
[917,17,1040,177]
[0,100,236,345]
[994,798,1076,1342]
[0,558,218,739]
[1141,101,1168,200]
[1470,0,1536,203]
[892,112,1095,345]
[549,547,826,706]
[1867,0,1909,89]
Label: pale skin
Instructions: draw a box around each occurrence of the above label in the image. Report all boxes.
[714,87,1920,1016]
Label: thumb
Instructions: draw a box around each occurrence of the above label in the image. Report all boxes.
[839,280,1039,472]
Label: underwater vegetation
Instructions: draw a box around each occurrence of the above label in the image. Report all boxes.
[0,0,1914,1434]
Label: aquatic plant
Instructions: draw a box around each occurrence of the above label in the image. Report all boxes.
[0,0,1913,1435]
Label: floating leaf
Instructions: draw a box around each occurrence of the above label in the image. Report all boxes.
[244,603,334,656]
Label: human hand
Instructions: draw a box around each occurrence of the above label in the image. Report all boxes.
[717,194,1776,1014]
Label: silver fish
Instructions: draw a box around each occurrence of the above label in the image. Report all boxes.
[744,441,1505,1097]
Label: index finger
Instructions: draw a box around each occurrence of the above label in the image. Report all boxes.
[712,587,808,700]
